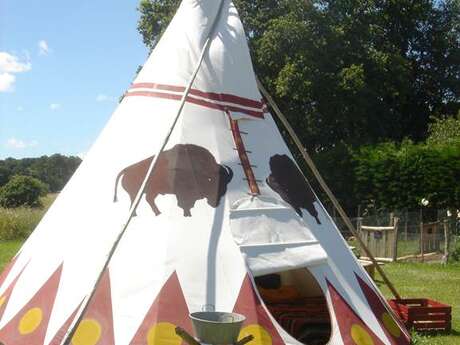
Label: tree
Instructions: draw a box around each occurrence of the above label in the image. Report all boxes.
[427,111,460,145]
[137,0,460,150]
[0,175,48,208]
[0,155,81,192]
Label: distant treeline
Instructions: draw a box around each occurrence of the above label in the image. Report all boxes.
[0,154,82,193]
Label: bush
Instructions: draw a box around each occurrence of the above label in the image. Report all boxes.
[312,140,460,213]
[353,140,460,211]
[0,175,48,208]
[0,194,56,241]
[450,239,460,262]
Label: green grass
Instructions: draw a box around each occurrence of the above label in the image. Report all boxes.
[0,194,56,241]
[0,194,57,270]
[377,262,460,345]
[0,240,24,270]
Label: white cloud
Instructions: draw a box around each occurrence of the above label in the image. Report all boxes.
[96,93,115,102]
[6,138,38,149]
[77,152,86,159]
[0,73,16,92]
[50,103,61,110]
[0,52,31,92]
[38,40,50,56]
[0,52,31,73]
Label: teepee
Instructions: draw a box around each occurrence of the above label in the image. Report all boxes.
[0,1,410,344]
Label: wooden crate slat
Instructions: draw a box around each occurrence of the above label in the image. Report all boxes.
[388,298,451,332]
[409,314,451,321]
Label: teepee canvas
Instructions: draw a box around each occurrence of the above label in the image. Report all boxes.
[0,1,410,344]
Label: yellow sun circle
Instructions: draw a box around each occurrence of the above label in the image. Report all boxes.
[0,295,5,308]
[381,312,401,338]
[351,324,374,345]
[71,319,102,345]
[147,322,181,345]
[18,307,43,335]
[239,324,272,345]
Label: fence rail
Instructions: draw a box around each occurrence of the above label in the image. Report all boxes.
[332,209,459,262]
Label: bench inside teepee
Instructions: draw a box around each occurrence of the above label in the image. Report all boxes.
[255,269,331,345]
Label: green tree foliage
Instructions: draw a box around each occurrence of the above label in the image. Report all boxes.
[137,0,460,150]
[0,175,48,208]
[312,140,460,213]
[0,154,81,193]
[427,111,460,145]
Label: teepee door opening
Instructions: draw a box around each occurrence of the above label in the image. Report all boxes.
[254,269,332,345]
[229,196,332,344]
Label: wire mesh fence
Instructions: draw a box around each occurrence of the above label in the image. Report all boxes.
[331,208,459,262]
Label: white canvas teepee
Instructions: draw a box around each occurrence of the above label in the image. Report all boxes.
[0,1,410,344]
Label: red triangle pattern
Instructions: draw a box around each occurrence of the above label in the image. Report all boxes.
[327,279,385,345]
[233,275,285,345]
[72,269,115,345]
[0,264,63,345]
[48,300,83,345]
[129,271,192,344]
[0,264,27,321]
[355,273,410,344]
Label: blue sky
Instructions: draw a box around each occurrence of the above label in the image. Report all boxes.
[0,0,149,159]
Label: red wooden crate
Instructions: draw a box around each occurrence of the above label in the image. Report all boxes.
[388,298,451,332]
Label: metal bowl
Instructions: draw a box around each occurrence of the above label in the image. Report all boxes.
[189,311,246,344]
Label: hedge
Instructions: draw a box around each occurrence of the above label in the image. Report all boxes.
[312,141,460,213]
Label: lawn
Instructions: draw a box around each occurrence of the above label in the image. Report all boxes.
[0,193,56,270]
[0,239,23,270]
[377,262,460,345]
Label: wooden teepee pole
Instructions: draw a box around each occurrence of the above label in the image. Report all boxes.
[59,2,228,344]
[256,77,401,300]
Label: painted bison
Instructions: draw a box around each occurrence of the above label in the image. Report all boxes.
[114,144,233,217]
[266,154,321,224]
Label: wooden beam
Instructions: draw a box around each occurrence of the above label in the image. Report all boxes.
[175,327,200,345]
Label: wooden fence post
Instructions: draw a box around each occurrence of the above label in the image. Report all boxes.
[443,220,450,264]
[404,210,408,241]
[392,218,399,262]
[420,221,425,263]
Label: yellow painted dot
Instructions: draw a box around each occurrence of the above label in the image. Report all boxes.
[381,312,401,338]
[18,307,43,335]
[351,324,374,345]
[0,295,5,308]
[239,324,272,345]
[147,322,181,345]
[71,319,102,345]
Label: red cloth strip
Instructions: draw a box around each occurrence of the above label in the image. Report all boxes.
[130,82,264,109]
[125,90,264,119]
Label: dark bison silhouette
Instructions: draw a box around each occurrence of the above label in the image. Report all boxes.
[266,154,321,224]
[114,144,233,217]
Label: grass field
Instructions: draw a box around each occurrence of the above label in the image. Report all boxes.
[0,194,56,241]
[377,262,460,345]
[0,239,23,269]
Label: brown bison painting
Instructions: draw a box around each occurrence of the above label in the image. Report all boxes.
[114,144,233,217]
[266,154,321,224]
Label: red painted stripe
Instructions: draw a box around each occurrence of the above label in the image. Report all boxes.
[125,91,265,119]
[130,82,264,109]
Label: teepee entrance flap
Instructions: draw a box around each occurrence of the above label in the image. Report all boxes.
[230,196,327,276]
